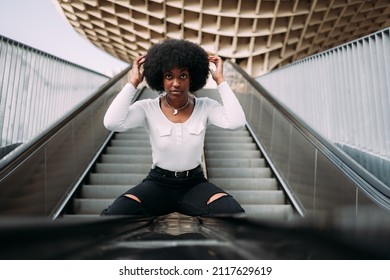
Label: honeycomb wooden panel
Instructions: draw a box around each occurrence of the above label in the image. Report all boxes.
[57,0,390,76]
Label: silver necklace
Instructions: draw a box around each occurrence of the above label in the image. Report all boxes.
[165,95,190,115]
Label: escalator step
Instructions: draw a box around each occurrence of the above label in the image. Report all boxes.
[206,158,266,168]
[206,150,262,159]
[101,154,152,164]
[207,167,272,178]
[95,163,150,174]
[73,198,113,214]
[81,185,134,198]
[241,204,294,219]
[106,147,152,155]
[209,178,278,190]
[204,143,258,151]
[229,190,285,204]
[205,136,253,143]
[89,174,145,185]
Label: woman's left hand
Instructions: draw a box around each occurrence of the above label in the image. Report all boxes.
[209,56,225,85]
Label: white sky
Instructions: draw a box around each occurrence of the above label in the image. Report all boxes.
[0,0,129,76]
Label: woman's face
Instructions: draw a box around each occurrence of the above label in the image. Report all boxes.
[162,67,190,96]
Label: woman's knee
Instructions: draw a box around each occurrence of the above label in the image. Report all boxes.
[207,192,228,204]
[124,194,141,203]
[100,195,147,216]
[207,195,245,215]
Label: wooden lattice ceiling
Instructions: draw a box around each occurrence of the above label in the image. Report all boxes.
[57,0,390,76]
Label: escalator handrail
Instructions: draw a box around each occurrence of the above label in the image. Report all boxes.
[0,66,132,179]
[227,60,390,207]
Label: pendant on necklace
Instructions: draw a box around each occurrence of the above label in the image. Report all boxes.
[173,109,178,115]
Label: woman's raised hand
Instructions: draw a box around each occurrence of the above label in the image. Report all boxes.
[208,55,225,85]
[129,55,146,88]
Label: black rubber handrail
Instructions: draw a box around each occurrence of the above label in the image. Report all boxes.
[0,215,153,259]
[227,60,390,208]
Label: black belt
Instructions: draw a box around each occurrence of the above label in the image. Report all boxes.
[153,165,202,178]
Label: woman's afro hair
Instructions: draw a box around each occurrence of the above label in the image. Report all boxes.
[143,39,209,92]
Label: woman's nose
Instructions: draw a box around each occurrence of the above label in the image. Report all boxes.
[173,78,180,87]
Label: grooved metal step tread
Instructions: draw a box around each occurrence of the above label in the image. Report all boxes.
[73,198,114,214]
[207,167,272,178]
[205,150,262,159]
[204,143,258,151]
[106,147,152,155]
[204,136,253,143]
[208,178,278,190]
[101,154,152,164]
[95,163,151,173]
[206,158,266,168]
[81,185,134,198]
[242,205,294,219]
[229,190,285,204]
[89,173,146,185]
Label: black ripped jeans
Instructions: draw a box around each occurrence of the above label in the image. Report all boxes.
[101,168,245,217]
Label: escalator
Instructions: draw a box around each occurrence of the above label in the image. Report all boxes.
[1,63,390,260]
[63,88,295,221]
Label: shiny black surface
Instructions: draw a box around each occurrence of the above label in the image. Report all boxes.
[1,209,389,260]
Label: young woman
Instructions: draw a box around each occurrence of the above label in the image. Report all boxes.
[101,39,246,217]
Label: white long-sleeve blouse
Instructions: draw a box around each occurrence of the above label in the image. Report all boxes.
[103,81,246,171]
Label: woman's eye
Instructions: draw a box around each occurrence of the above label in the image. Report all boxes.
[165,74,172,79]
[180,74,188,79]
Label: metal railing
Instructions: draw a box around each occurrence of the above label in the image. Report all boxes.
[0,66,131,217]
[224,60,390,218]
[0,35,109,159]
[256,28,390,187]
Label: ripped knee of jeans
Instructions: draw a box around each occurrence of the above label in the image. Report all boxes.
[207,192,228,205]
[100,195,146,216]
[124,194,141,203]
[207,195,245,215]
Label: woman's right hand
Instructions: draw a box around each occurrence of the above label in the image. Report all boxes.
[129,55,146,88]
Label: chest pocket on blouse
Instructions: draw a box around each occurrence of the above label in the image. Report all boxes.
[158,126,172,137]
[187,123,205,135]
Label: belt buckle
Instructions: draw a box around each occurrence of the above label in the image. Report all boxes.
[175,170,189,177]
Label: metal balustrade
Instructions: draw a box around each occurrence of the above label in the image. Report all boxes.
[0,64,130,217]
[224,59,390,217]
[256,28,390,188]
[0,35,109,159]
